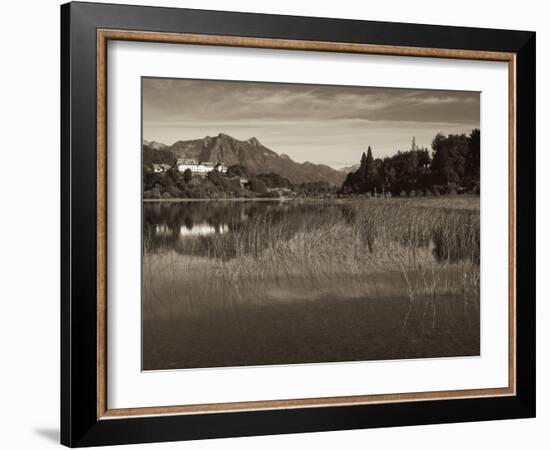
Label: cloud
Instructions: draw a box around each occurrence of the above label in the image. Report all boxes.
[142,78,480,168]
[143,78,479,123]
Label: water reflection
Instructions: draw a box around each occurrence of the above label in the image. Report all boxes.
[143,200,341,260]
[155,224,171,236]
[179,223,229,237]
[143,200,479,264]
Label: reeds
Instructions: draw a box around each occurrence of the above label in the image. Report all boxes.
[142,197,481,369]
[143,198,480,325]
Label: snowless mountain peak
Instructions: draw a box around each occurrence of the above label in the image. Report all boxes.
[157,133,346,185]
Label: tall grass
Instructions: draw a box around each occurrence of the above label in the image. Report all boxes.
[143,198,479,325]
[142,197,480,368]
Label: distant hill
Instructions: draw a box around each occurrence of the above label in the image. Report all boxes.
[142,144,176,168]
[147,133,346,185]
[143,140,169,150]
[339,164,359,174]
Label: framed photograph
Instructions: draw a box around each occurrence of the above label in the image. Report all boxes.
[61,2,536,447]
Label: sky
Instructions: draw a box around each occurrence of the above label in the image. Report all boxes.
[142,77,480,169]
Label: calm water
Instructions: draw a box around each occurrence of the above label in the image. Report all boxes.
[144,200,356,259]
[142,199,480,370]
[143,200,476,262]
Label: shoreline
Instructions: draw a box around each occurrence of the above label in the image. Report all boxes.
[143,197,324,202]
[142,195,480,203]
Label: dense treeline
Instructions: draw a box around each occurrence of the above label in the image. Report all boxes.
[143,169,250,199]
[143,163,335,199]
[340,129,480,196]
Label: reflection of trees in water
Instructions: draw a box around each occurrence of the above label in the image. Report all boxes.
[143,201,479,264]
[183,215,194,231]
[143,201,349,260]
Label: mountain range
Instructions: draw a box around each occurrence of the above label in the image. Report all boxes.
[143,140,168,150]
[144,133,347,185]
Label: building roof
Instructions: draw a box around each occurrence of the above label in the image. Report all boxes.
[177,158,198,165]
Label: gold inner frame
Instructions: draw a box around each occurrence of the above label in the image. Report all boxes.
[96,29,517,420]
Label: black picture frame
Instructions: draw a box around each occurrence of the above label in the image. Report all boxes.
[61,1,536,447]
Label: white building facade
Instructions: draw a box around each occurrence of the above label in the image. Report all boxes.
[177,159,228,175]
[152,163,171,173]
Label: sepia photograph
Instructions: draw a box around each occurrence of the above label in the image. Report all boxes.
[141,77,481,371]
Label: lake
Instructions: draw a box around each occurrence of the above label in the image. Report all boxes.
[142,198,480,370]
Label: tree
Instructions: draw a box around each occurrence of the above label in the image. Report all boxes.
[417,148,431,169]
[257,172,293,189]
[207,171,222,185]
[166,184,181,198]
[339,171,359,194]
[363,146,379,193]
[464,128,480,190]
[358,152,368,177]
[383,150,418,195]
[379,157,397,193]
[151,184,162,198]
[247,177,267,194]
[416,148,432,194]
[296,181,333,195]
[183,168,192,184]
[340,146,380,194]
[227,165,249,178]
[431,133,468,186]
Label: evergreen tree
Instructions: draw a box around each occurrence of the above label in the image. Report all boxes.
[363,146,378,193]
[365,146,374,174]
[358,152,368,176]
[339,146,381,194]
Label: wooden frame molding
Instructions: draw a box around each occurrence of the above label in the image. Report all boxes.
[97,29,515,61]
[96,29,517,421]
[62,3,536,446]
